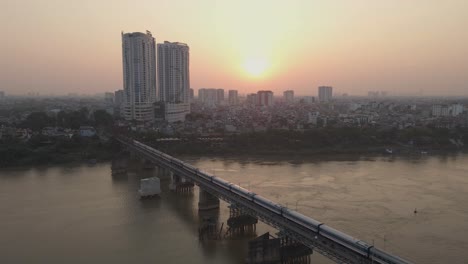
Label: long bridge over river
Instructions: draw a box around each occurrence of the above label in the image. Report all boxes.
[116,137,412,264]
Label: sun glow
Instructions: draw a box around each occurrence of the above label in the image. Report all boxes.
[243,57,269,77]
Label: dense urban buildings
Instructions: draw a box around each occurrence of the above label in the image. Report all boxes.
[318,86,333,102]
[257,91,274,107]
[121,31,157,121]
[432,104,464,117]
[199,88,224,106]
[283,90,294,104]
[228,90,239,105]
[157,41,191,122]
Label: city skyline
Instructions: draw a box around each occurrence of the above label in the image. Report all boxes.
[2,1,468,96]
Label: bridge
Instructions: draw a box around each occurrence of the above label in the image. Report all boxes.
[116,137,412,264]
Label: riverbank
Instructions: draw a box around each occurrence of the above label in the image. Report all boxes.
[0,138,120,168]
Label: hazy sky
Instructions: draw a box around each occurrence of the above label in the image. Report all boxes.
[1,0,468,96]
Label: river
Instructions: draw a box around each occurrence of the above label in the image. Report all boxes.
[1,154,467,263]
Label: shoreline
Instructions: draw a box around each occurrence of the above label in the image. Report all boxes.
[1,143,466,169]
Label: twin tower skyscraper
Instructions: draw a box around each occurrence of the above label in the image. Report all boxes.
[121,31,190,122]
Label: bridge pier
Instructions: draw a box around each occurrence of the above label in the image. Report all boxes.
[225,205,258,238]
[169,172,194,193]
[247,232,312,264]
[198,188,220,211]
[156,166,171,180]
[279,233,312,263]
[198,208,222,241]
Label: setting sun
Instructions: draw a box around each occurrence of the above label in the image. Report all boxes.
[243,57,268,77]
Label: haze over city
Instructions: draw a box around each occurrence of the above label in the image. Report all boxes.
[2,0,468,96]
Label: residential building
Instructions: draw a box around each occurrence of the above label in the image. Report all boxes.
[154,102,191,123]
[451,104,464,116]
[318,86,333,102]
[257,90,274,107]
[121,31,157,121]
[199,88,224,106]
[114,90,124,106]
[157,41,191,122]
[283,90,294,104]
[189,88,194,102]
[228,90,239,105]
[246,93,258,106]
[432,105,450,117]
[432,104,464,117]
[158,41,190,103]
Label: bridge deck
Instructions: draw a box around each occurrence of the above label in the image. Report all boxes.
[117,137,412,264]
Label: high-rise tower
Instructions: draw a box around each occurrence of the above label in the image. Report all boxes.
[157,41,190,103]
[318,86,333,102]
[121,31,157,121]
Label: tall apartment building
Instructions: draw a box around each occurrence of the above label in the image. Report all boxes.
[0,91,4,101]
[257,90,274,107]
[228,90,239,105]
[283,90,294,104]
[318,86,333,102]
[121,31,157,121]
[157,41,191,122]
[199,88,224,106]
[158,41,190,103]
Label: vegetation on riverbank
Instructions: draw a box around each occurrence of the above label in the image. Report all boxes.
[137,127,468,156]
[0,135,120,168]
[2,126,467,167]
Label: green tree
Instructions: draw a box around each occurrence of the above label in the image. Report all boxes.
[21,112,55,131]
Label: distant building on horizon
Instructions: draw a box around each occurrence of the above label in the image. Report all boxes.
[199,88,224,106]
[114,90,124,106]
[0,91,4,101]
[157,41,191,122]
[246,93,258,106]
[283,90,294,104]
[257,90,274,107]
[432,104,464,117]
[189,88,194,102]
[228,90,238,105]
[121,31,157,121]
[318,86,333,102]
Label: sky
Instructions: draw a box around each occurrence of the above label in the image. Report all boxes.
[1,0,468,96]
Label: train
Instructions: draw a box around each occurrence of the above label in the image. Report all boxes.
[132,140,409,264]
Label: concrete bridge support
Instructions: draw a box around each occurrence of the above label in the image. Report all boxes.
[198,188,220,211]
[198,208,222,241]
[155,166,171,180]
[169,172,194,193]
[246,233,312,264]
[225,205,258,237]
